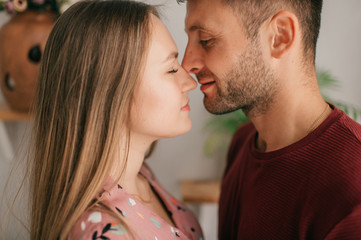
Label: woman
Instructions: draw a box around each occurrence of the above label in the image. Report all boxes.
[28,1,203,239]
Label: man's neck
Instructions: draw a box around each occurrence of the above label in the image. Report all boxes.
[249,91,331,152]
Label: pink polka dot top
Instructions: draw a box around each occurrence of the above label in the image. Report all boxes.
[69,164,203,240]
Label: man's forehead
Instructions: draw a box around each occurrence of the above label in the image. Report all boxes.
[185,7,234,34]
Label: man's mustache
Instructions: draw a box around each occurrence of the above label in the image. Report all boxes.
[196,68,217,82]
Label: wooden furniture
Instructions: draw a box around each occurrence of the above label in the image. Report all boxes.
[181,179,221,204]
[0,103,31,121]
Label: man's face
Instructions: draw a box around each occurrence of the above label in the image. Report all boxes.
[183,0,278,115]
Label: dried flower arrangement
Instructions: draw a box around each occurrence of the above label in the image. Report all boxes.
[0,0,78,15]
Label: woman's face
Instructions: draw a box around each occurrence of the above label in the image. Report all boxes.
[131,15,197,141]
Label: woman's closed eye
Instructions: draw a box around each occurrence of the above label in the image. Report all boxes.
[168,68,179,74]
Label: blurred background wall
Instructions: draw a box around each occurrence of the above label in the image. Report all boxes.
[0,0,360,239]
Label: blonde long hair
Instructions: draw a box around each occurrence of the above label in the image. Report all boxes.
[28,1,157,239]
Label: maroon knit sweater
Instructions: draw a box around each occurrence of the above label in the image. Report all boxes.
[219,106,361,240]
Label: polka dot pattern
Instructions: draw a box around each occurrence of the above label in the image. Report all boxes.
[69,164,204,239]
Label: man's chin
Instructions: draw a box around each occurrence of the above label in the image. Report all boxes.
[203,98,240,115]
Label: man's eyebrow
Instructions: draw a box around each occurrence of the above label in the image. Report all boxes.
[185,24,208,33]
[163,51,179,63]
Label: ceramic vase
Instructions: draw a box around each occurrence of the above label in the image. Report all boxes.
[0,10,55,112]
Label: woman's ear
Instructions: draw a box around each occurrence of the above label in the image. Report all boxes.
[269,11,297,59]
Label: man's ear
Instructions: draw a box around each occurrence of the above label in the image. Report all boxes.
[269,11,297,59]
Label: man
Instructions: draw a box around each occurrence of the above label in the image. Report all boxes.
[178,0,361,239]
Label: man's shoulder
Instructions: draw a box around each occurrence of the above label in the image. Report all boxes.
[338,112,361,145]
[322,109,361,157]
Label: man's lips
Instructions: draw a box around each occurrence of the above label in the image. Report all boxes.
[200,80,216,92]
[198,78,216,85]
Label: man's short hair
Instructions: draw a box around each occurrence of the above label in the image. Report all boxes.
[178,0,323,63]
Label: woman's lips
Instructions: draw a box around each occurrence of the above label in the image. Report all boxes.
[181,100,190,111]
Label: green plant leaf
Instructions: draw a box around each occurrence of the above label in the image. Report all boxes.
[316,70,340,91]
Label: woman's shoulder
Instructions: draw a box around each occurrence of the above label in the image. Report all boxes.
[68,208,132,240]
[68,182,134,240]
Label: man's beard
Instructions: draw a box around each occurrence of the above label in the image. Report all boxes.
[199,42,278,117]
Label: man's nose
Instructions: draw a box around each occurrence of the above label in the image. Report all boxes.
[182,42,203,75]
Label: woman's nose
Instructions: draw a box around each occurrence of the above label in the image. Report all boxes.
[179,66,197,93]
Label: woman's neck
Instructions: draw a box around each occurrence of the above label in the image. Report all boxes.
[110,132,155,194]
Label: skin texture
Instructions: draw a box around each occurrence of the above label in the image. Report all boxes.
[114,15,196,226]
[131,15,196,141]
[182,0,330,152]
[183,0,277,115]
